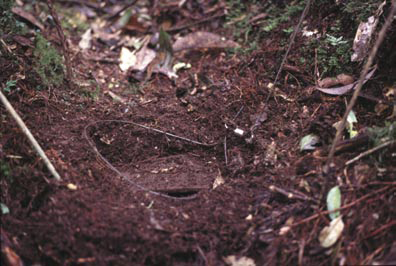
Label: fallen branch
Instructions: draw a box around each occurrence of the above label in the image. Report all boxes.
[0,90,61,181]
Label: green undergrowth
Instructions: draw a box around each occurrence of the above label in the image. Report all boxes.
[34,34,64,87]
[367,122,396,163]
[0,160,11,180]
[225,0,386,76]
[342,0,386,23]
[0,0,27,34]
[225,0,258,54]
[261,1,305,33]
[304,23,354,77]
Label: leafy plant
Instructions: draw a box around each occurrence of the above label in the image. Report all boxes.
[0,0,15,34]
[34,34,65,87]
[327,186,341,220]
[225,0,257,53]
[325,34,348,46]
[0,0,27,34]
[367,122,396,162]
[342,0,385,23]
[3,80,17,92]
[315,33,352,76]
[0,160,11,179]
[262,1,305,33]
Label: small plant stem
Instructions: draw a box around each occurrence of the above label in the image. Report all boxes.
[266,0,312,102]
[0,90,61,181]
[324,2,396,174]
[46,0,73,83]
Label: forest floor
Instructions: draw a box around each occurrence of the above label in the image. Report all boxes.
[1,0,395,265]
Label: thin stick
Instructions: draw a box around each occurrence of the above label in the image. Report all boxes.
[269,185,317,202]
[224,136,228,165]
[169,12,225,33]
[266,0,312,102]
[290,185,392,227]
[346,140,395,166]
[0,90,61,180]
[325,2,396,173]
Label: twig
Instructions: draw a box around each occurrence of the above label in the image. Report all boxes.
[266,0,312,103]
[168,12,225,33]
[196,245,208,266]
[298,239,305,266]
[58,0,101,10]
[233,106,244,120]
[346,140,395,166]
[0,90,61,180]
[224,136,228,165]
[105,0,138,20]
[290,185,392,227]
[365,220,396,239]
[250,0,312,142]
[46,0,73,83]
[269,185,317,202]
[325,2,396,173]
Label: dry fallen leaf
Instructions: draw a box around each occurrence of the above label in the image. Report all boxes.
[316,67,376,95]
[67,183,78,190]
[119,47,137,72]
[319,216,344,248]
[224,255,256,266]
[79,28,93,50]
[11,7,44,31]
[212,169,225,189]
[173,31,239,52]
[318,74,354,88]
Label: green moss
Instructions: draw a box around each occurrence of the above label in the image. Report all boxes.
[0,160,11,179]
[0,0,27,34]
[342,0,385,23]
[34,34,65,87]
[262,0,305,33]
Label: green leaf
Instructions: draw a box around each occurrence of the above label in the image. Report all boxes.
[4,80,17,92]
[347,110,357,124]
[1,203,10,214]
[347,110,358,138]
[327,186,341,220]
[299,134,320,151]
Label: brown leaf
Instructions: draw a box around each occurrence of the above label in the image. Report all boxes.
[172,31,239,52]
[11,7,44,31]
[316,67,376,95]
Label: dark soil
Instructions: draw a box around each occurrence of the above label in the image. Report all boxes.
[1,1,395,265]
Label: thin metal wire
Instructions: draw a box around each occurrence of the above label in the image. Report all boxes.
[83,120,219,200]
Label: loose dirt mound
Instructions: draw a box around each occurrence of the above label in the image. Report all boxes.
[1,0,395,265]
